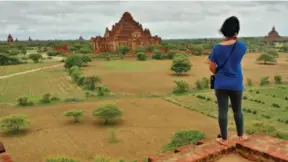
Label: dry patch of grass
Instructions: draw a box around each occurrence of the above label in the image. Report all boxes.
[82,54,288,94]
[0,66,82,103]
[0,98,219,162]
[0,62,60,76]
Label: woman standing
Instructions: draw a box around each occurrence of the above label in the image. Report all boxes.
[209,16,248,145]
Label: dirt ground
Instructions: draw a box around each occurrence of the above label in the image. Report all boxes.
[0,98,219,162]
[215,153,254,162]
[83,53,288,94]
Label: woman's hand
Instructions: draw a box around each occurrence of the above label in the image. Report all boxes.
[209,60,217,74]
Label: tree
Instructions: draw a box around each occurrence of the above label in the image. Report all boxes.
[171,54,192,75]
[166,50,176,59]
[92,104,123,125]
[256,53,276,64]
[0,53,22,66]
[0,114,29,134]
[64,110,86,123]
[83,76,102,90]
[64,55,84,69]
[28,53,42,63]
[9,49,20,56]
[117,46,130,55]
[152,49,163,60]
[281,45,288,52]
[136,52,147,61]
[81,55,92,63]
[267,49,279,58]
[21,48,27,55]
[194,46,203,56]
[134,47,146,54]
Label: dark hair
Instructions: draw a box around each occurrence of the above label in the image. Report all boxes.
[220,16,240,38]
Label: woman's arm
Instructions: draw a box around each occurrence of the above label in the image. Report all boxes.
[209,61,216,74]
[208,45,218,74]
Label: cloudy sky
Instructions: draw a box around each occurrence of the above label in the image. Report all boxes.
[0,1,287,40]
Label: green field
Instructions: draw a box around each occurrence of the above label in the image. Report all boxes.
[0,66,83,104]
[165,84,288,139]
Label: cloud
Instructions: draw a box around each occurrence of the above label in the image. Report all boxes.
[0,1,287,40]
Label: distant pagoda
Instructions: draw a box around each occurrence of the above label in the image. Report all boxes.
[264,26,281,41]
[7,34,13,44]
[79,36,84,40]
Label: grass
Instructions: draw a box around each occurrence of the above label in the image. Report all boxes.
[0,66,82,103]
[0,62,60,76]
[167,84,288,139]
[0,98,219,162]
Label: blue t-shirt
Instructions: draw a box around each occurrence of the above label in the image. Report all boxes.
[209,41,247,91]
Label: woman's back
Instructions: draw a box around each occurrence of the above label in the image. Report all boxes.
[209,40,247,90]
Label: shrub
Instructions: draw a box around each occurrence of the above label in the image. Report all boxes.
[93,156,111,162]
[0,53,22,65]
[28,53,42,63]
[271,103,280,108]
[17,97,33,106]
[64,110,86,123]
[47,51,57,56]
[134,47,146,54]
[259,76,270,86]
[69,66,80,74]
[40,93,52,104]
[83,76,102,90]
[196,95,206,100]
[96,85,110,96]
[242,95,248,100]
[76,75,85,86]
[108,128,119,144]
[152,49,163,60]
[195,80,202,89]
[46,156,79,162]
[21,56,29,60]
[167,50,176,59]
[117,46,130,55]
[171,54,192,75]
[64,55,84,69]
[173,80,189,93]
[92,104,123,125]
[163,130,205,152]
[274,75,282,84]
[202,77,209,89]
[70,69,82,82]
[136,52,147,61]
[0,114,29,134]
[262,114,271,119]
[81,55,92,63]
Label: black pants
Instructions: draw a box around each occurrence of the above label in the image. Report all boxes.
[215,89,244,140]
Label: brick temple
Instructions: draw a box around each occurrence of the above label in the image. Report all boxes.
[264,26,281,41]
[7,34,13,44]
[90,12,161,53]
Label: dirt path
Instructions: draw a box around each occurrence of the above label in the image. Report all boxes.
[0,63,63,80]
